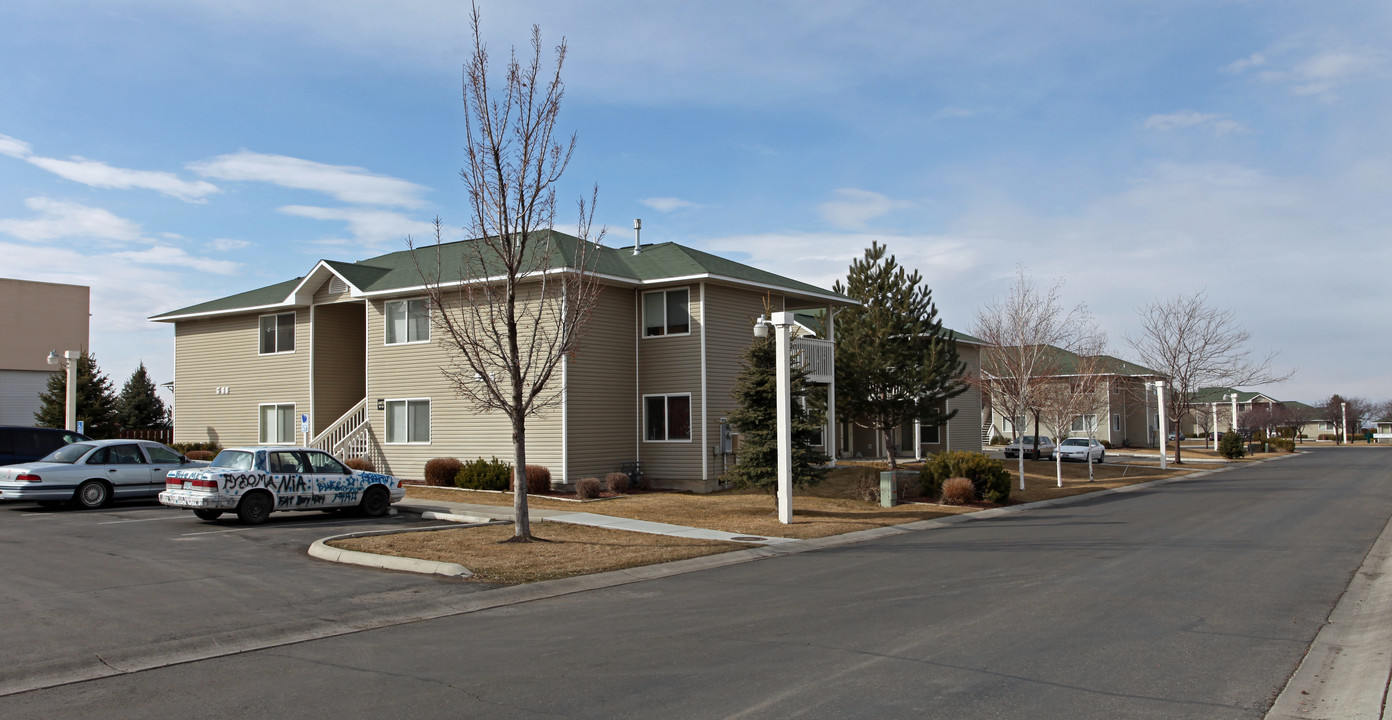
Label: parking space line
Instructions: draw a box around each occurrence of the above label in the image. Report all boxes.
[99,515,192,525]
[178,516,406,537]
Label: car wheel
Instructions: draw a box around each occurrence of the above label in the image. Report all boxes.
[359,486,390,518]
[1097,452,1105,463]
[74,480,111,509]
[193,509,223,521]
[236,492,273,525]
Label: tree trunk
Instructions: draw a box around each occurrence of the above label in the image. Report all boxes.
[882,425,898,470]
[511,415,531,540]
[1055,440,1062,487]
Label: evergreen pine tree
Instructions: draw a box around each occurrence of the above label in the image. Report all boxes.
[34,350,120,438]
[116,362,169,430]
[832,242,967,469]
[722,334,828,495]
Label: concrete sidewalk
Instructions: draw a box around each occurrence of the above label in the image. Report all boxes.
[395,497,797,545]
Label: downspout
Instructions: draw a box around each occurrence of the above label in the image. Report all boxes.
[699,281,707,484]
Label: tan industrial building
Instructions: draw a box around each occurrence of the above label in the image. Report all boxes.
[0,278,91,426]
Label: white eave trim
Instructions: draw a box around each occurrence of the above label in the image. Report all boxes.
[288,261,366,303]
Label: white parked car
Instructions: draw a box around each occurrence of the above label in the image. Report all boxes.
[160,446,404,524]
[1003,436,1055,460]
[0,439,209,509]
[1057,437,1105,463]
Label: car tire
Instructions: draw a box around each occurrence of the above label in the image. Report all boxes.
[74,480,111,509]
[359,486,390,518]
[236,492,273,525]
[193,509,223,521]
[1096,452,1105,463]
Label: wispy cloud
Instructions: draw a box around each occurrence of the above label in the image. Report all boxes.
[641,196,699,213]
[1222,53,1266,74]
[192,151,431,208]
[0,197,144,242]
[818,188,907,231]
[929,106,975,121]
[0,133,220,202]
[209,237,252,251]
[279,205,437,247]
[1226,45,1386,97]
[1143,111,1247,136]
[108,245,242,275]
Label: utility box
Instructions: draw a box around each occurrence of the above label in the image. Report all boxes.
[879,470,918,508]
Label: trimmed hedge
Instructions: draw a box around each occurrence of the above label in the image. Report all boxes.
[424,457,463,487]
[605,472,630,494]
[345,457,375,472]
[514,465,551,494]
[920,451,1011,505]
[575,477,601,499]
[455,457,512,491]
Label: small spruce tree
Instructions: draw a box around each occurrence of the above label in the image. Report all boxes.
[1218,431,1246,459]
[722,334,828,495]
[34,350,119,438]
[116,362,169,430]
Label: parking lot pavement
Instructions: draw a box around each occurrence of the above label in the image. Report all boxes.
[0,499,492,695]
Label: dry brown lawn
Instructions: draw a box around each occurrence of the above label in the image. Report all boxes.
[331,523,745,585]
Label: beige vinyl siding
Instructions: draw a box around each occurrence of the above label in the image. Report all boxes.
[312,302,366,434]
[636,284,706,484]
[365,292,563,482]
[703,286,794,480]
[945,344,983,452]
[565,286,636,481]
[173,311,310,446]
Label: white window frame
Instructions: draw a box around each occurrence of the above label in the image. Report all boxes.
[383,298,431,346]
[1071,414,1098,433]
[641,288,692,338]
[1112,414,1122,431]
[643,393,693,443]
[258,403,297,445]
[258,312,296,355]
[384,398,432,444]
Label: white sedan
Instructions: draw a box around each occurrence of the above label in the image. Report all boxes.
[0,439,210,509]
[1003,436,1055,460]
[1057,437,1106,463]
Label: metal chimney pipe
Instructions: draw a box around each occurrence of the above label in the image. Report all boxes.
[633,218,642,255]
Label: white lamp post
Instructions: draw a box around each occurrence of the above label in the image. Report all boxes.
[754,313,797,524]
[1211,401,1218,448]
[47,349,79,432]
[1154,380,1168,470]
[1341,401,1348,446]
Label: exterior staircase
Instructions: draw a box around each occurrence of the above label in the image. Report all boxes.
[981,416,994,445]
[310,399,388,472]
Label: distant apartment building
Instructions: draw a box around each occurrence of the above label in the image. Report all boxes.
[0,278,90,426]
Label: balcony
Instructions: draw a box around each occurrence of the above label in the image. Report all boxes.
[793,337,833,384]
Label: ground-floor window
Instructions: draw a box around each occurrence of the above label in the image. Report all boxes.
[259,403,296,444]
[921,423,941,444]
[1112,414,1122,431]
[1071,414,1097,433]
[644,394,691,442]
[385,398,431,443]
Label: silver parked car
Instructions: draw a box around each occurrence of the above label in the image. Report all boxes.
[1003,435,1055,460]
[1057,437,1105,463]
[0,439,210,509]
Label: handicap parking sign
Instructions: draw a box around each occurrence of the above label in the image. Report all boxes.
[300,414,309,435]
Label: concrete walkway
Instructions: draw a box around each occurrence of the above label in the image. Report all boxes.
[395,497,798,545]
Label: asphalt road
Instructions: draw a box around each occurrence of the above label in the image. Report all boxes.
[0,499,487,690]
[3,449,1390,719]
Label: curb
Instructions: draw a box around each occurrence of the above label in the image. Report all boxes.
[309,522,505,577]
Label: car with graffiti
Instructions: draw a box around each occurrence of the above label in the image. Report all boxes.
[160,446,404,524]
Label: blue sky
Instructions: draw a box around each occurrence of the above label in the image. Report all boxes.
[2,0,1389,405]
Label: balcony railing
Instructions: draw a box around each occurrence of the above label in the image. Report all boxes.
[793,337,833,384]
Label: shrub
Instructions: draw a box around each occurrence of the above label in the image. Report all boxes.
[605,472,630,494]
[920,451,1011,505]
[851,471,879,502]
[1098,439,1113,449]
[1267,437,1295,453]
[513,464,551,494]
[575,477,601,499]
[940,476,976,505]
[423,457,462,487]
[185,450,215,461]
[455,457,512,491]
[1318,434,1335,441]
[345,456,375,472]
[1218,432,1246,459]
[171,442,221,455]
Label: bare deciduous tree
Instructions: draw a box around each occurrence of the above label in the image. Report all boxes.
[1035,331,1109,485]
[412,7,604,541]
[1317,394,1373,443]
[973,271,1093,491]
[1124,291,1291,464]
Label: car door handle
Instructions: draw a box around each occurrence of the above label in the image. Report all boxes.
[108,469,118,472]
[151,468,162,472]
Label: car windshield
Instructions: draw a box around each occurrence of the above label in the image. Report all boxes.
[1061,439,1089,446]
[1016,437,1049,444]
[209,450,255,471]
[40,443,95,463]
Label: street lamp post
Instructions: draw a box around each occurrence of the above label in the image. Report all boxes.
[1211,401,1218,448]
[1154,381,1167,470]
[1229,393,1239,435]
[1341,401,1348,446]
[754,313,797,524]
[47,350,79,432]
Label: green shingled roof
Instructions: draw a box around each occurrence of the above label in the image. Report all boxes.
[152,231,850,320]
[1188,387,1278,404]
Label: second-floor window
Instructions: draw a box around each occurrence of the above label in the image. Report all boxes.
[643,289,690,337]
[259,312,295,354]
[385,299,430,344]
